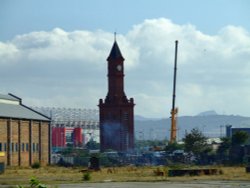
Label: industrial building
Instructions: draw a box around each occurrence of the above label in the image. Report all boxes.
[226,125,250,144]
[99,39,135,152]
[0,94,51,166]
[33,107,99,151]
[52,127,87,148]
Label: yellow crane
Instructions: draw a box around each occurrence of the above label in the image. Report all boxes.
[170,40,178,143]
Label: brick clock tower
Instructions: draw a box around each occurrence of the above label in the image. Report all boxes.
[99,39,135,152]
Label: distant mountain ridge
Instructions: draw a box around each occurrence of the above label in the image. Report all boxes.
[135,112,250,141]
[135,115,162,121]
[196,110,218,116]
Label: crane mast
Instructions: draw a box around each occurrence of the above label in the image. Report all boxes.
[170,40,178,143]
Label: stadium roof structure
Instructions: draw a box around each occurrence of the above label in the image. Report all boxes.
[33,107,99,129]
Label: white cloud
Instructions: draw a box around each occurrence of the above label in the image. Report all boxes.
[1,18,250,118]
[0,42,20,63]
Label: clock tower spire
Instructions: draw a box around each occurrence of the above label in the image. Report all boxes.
[105,39,127,104]
[99,39,135,152]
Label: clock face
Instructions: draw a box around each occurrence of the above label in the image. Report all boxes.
[117,65,122,71]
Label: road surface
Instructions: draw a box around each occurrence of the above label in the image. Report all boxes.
[57,181,250,188]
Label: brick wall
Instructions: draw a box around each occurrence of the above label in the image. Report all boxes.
[0,118,50,167]
[32,121,39,164]
[0,119,7,164]
[10,120,19,166]
[41,122,49,165]
[20,120,30,166]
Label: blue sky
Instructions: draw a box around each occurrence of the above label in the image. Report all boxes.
[1,0,250,118]
[1,0,249,40]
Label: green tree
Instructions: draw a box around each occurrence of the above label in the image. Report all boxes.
[86,140,100,150]
[217,137,231,163]
[232,131,249,146]
[218,137,231,153]
[61,146,74,155]
[183,128,210,159]
[165,141,184,153]
[135,139,167,150]
[229,131,249,164]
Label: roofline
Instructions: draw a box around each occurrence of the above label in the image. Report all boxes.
[8,93,22,102]
[0,116,51,122]
[8,93,51,121]
[21,103,51,120]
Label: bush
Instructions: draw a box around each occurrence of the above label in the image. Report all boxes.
[30,177,47,188]
[18,177,47,188]
[57,158,73,167]
[31,162,41,169]
[83,172,91,181]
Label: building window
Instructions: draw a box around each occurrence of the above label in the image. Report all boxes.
[15,143,18,152]
[12,143,14,152]
[22,143,25,152]
[123,112,129,121]
[33,143,36,152]
[4,143,7,151]
[0,143,2,151]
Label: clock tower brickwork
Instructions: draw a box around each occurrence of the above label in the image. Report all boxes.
[99,40,135,152]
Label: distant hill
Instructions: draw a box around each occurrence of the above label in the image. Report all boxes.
[135,115,161,121]
[196,110,218,116]
[135,113,250,141]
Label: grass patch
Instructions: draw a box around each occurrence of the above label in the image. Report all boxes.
[0,165,249,185]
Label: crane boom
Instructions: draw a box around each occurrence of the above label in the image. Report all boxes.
[170,40,178,143]
[172,40,178,111]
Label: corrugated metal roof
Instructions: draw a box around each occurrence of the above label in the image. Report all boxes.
[0,94,50,121]
[0,94,19,101]
[0,103,50,121]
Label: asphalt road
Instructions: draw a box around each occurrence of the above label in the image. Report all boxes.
[58,181,250,188]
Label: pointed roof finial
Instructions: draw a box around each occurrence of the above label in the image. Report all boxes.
[107,33,124,60]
